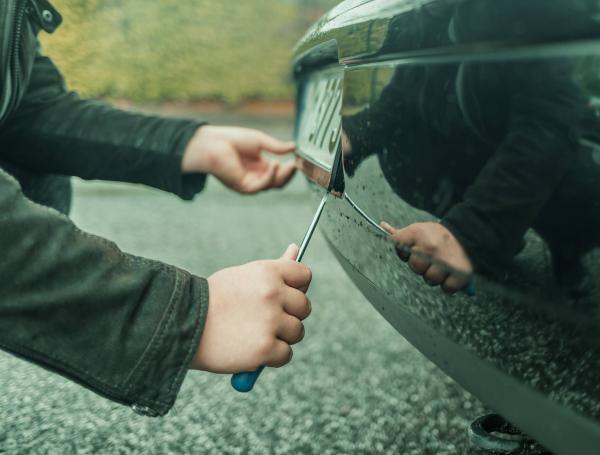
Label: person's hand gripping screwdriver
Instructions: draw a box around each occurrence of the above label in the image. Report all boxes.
[189,244,312,381]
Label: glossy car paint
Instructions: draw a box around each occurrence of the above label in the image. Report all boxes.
[293,1,600,454]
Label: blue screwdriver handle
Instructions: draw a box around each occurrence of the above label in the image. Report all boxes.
[464,281,476,297]
[231,366,265,393]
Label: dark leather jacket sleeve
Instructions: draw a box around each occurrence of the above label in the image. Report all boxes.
[0,168,208,416]
[0,53,207,200]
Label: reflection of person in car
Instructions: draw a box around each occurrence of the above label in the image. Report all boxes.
[342,0,600,294]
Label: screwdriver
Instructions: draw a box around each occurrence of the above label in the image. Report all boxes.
[230,192,329,393]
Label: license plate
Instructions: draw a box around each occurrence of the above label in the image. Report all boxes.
[295,68,343,171]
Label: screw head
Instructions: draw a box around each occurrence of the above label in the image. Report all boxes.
[42,9,53,22]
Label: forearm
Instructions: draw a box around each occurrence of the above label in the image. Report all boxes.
[0,55,207,199]
[0,169,208,415]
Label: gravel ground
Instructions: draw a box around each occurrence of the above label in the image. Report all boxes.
[0,116,488,454]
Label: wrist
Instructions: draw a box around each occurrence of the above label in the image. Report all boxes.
[182,126,214,174]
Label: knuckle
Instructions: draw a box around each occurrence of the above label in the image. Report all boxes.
[264,307,280,328]
[262,260,278,273]
[394,232,408,244]
[422,244,438,255]
[259,282,279,301]
[255,260,273,277]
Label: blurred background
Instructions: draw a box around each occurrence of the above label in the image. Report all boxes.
[41,0,338,107]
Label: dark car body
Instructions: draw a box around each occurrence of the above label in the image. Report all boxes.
[292,1,600,453]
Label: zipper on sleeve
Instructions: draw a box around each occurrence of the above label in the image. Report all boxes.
[10,0,27,103]
[0,0,26,124]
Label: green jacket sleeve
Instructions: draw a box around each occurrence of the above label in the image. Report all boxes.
[0,53,206,200]
[0,168,208,416]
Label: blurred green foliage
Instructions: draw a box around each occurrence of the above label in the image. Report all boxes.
[42,0,339,104]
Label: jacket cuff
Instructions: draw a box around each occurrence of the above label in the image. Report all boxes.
[441,202,511,277]
[159,120,209,201]
[126,271,209,417]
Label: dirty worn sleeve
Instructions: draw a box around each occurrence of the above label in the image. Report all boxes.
[441,62,583,274]
[0,169,208,416]
[0,54,206,200]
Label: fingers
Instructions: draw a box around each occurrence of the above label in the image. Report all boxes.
[423,264,449,286]
[380,221,395,235]
[442,273,470,294]
[256,131,296,155]
[264,340,293,368]
[276,314,305,345]
[407,250,430,275]
[381,222,416,248]
[381,221,474,295]
[241,160,295,193]
[282,288,311,320]
[411,254,469,293]
[272,162,296,188]
[279,260,312,290]
[242,162,278,193]
[281,243,299,261]
[381,222,416,262]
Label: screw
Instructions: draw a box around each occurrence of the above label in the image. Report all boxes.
[42,9,53,22]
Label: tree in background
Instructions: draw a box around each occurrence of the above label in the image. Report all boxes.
[43,0,340,104]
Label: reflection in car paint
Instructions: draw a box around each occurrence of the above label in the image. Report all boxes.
[344,191,387,235]
[293,1,600,452]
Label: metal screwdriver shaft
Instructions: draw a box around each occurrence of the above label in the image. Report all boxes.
[230,193,329,393]
[296,193,328,262]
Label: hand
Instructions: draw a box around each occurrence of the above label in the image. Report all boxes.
[381,221,473,294]
[182,125,297,194]
[191,244,312,373]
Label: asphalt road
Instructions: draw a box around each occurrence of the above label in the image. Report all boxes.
[0,115,489,454]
